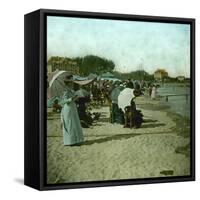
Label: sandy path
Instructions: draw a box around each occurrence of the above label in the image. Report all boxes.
[47,97,190,184]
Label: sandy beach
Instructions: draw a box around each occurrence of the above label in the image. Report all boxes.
[47,96,190,184]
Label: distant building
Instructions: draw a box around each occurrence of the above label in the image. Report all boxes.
[176,76,185,82]
[154,69,168,80]
[47,56,80,74]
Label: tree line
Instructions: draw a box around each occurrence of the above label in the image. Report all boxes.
[74,55,115,75]
[113,70,154,81]
[48,55,155,80]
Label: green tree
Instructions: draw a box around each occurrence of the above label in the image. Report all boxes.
[78,55,115,75]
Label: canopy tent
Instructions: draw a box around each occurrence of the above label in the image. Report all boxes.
[100,77,120,82]
[101,72,114,78]
[87,73,98,79]
[73,79,96,85]
[100,72,120,82]
[73,75,88,81]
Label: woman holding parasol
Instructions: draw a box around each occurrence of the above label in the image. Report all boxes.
[61,75,84,146]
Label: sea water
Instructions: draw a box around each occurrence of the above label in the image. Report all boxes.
[157,83,190,118]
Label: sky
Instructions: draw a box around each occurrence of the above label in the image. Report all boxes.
[47,16,190,77]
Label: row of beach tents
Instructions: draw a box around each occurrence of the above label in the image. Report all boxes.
[47,69,120,98]
[47,69,137,112]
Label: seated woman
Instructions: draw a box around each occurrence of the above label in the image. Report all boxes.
[76,96,93,128]
[124,90,143,128]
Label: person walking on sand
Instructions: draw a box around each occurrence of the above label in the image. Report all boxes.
[61,75,84,146]
[151,85,157,100]
[148,85,152,97]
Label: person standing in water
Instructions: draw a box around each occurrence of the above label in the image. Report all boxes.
[61,75,84,146]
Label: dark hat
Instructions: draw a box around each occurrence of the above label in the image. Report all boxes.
[133,89,141,97]
[64,74,73,84]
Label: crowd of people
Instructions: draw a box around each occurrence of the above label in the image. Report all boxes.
[49,75,158,146]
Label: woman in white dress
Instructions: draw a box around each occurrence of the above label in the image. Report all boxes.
[151,85,156,100]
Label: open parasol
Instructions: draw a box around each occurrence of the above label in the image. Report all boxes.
[48,70,71,98]
[118,88,135,111]
[48,69,97,98]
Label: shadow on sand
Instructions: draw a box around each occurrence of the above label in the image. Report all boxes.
[71,130,174,146]
[91,123,103,127]
[82,133,141,146]
[99,117,110,122]
[142,123,166,128]
[143,119,158,123]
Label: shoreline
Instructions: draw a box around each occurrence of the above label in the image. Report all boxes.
[136,95,190,135]
[47,95,190,184]
[137,96,191,158]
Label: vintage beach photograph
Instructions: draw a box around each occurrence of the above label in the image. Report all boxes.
[46,16,191,184]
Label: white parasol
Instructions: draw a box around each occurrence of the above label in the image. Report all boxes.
[48,70,71,98]
[118,88,135,111]
[47,70,97,98]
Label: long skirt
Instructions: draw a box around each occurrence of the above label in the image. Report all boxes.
[111,103,125,124]
[61,102,84,145]
[151,89,156,99]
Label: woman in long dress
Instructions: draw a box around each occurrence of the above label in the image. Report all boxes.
[61,80,84,146]
[151,85,156,100]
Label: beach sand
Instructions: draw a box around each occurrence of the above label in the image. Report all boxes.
[47,96,190,184]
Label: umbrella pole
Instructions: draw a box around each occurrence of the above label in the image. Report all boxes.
[130,108,133,129]
[124,109,128,127]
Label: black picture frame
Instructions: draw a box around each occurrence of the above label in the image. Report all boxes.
[24,9,195,191]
